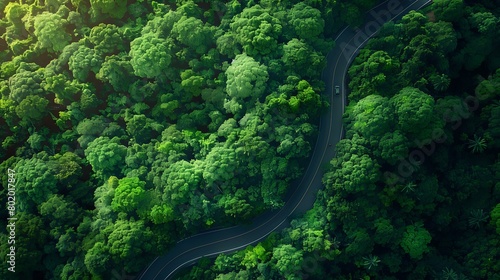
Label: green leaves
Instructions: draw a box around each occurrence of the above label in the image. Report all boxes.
[226,53,268,99]
[400,223,432,260]
[111,177,146,214]
[230,5,282,56]
[431,0,465,22]
[288,3,324,40]
[282,38,325,78]
[129,33,172,79]
[224,53,268,115]
[69,45,103,82]
[84,137,127,177]
[33,12,71,52]
[347,94,394,144]
[89,0,127,19]
[15,95,49,125]
[272,244,303,279]
[8,67,44,103]
[391,87,435,135]
[172,16,214,54]
[149,204,174,225]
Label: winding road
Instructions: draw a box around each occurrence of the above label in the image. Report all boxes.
[137,0,431,279]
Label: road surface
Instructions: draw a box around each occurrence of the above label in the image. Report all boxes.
[137,0,432,279]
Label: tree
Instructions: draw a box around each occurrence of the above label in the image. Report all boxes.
[241,244,270,269]
[162,160,202,206]
[88,23,125,54]
[427,21,457,55]
[288,3,324,40]
[149,204,175,225]
[224,53,268,114]
[0,212,47,277]
[374,131,409,165]
[373,218,396,245]
[33,12,71,52]
[488,105,500,141]
[111,177,147,214]
[89,0,127,20]
[129,33,172,79]
[125,114,163,144]
[491,203,500,235]
[15,95,49,126]
[282,38,325,78]
[84,241,111,276]
[468,134,487,153]
[324,151,380,194]
[218,189,253,219]
[106,219,155,272]
[431,0,464,22]
[348,50,399,101]
[230,5,282,56]
[39,194,81,231]
[172,16,214,54]
[346,94,395,145]
[43,73,80,104]
[84,137,127,177]
[400,223,432,260]
[15,152,58,210]
[141,10,181,38]
[272,244,303,279]
[8,67,44,103]
[390,87,435,135]
[68,45,103,82]
[203,146,239,192]
[180,69,205,97]
[96,53,134,92]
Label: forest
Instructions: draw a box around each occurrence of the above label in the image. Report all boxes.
[0,0,386,279]
[1,0,499,279]
[177,0,500,279]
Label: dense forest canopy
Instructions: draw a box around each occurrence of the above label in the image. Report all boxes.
[0,0,387,279]
[178,0,500,279]
[2,0,499,279]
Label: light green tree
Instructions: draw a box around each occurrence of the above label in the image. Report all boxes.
[33,12,71,52]
[111,177,146,213]
[224,53,268,114]
[400,223,432,260]
[129,33,172,79]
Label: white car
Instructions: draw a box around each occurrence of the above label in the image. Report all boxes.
[335,86,340,95]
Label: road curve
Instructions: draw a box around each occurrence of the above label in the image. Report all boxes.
[137,1,431,279]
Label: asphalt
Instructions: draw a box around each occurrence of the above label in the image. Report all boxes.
[136,0,432,279]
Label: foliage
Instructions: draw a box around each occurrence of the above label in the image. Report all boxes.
[5,0,500,279]
[33,12,71,53]
[129,33,172,79]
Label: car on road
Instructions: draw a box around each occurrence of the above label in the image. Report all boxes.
[335,85,340,95]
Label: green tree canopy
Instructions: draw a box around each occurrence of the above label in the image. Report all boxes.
[33,12,71,53]
[224,53,268,115]
[111,177,147,214]
[400,223,432,260]
[230,5,282,56]
[129,33,172,79]
[84,137,127,177]
[288,2,324,40]
[271,244,303,279]
[390,87,435,135]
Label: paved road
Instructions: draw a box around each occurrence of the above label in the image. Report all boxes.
[136,1,431,279]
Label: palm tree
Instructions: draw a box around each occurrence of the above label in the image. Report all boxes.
[441,267,458,280]
[468,209,488,228]
[361,255,380,270]
[467,134,487,153]
[401,181,416,193]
